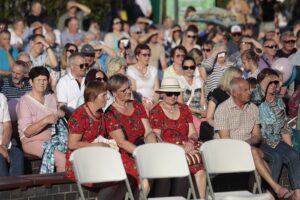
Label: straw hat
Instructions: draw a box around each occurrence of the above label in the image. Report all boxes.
[156,77,184,93]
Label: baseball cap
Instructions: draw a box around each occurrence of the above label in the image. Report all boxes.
[230,25,242,33]
[81,44,95,56]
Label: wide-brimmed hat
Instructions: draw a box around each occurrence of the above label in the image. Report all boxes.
[156,77,184,93]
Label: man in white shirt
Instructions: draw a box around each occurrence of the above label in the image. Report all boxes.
[56,53,86,118]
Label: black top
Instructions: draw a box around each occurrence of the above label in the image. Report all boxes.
[276,48,297,58]
[207,87,230,107]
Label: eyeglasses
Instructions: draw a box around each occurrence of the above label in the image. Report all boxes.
[118,86,131,93]
[96,77,106,82]
[269,80,279,85]
[203,48,211,52]
[165,92,180,97]
[67,49,77,53]
[135,31,142,34]
[140,53,151,57]
[283,40,295,44]
[187,35,196,39]
[182,65,196,70]
[94,49,102,52]
[175,54,185,58]
[232,33,242,37]
[241,41,251,45]
[113,21,121,25]
[73,63,89,69]
[264,45,278,49]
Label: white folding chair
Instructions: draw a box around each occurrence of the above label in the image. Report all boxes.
[69,146,134,200]
[199,139,272,200]
[133,143,197,200]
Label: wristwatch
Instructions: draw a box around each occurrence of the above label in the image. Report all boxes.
[1,142,12,150]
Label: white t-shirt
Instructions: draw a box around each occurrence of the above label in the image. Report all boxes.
[56,72,85,112]
[127,65,158,100]
[0,93,11,123]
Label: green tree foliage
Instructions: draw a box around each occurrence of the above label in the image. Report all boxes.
[0,0,111,24]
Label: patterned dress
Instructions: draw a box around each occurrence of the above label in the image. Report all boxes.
[105,101,147,184]
[149,103,203,174]
[65,105,106,182]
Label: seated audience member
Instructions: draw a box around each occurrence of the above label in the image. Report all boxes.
[80,44,100,71]
[163,45,187,80]
[105,74,157,194]
[9,18,26,50]
[188,48,206,81]
[178,56,206,135]
[241,49,260,79]
[127,44,159,111]
[107,56,128,78]
[60,43,78,77]
[56,53,86,117]
[276,31,297,58]
[66,80,127,199]
[250,68,281,106]
[92,41,116,74]
[150,77,206,199]
[0,30,18,76]
[203,43,234,95]
[0,93,24,176]
[17,52,33,72]
[60,17,84,47]
[214,77,293,199]
[259,74,300,199]
[182,25,201,53]
[258,39,278,71]
[17,67,66,173]
[200,67,242,141]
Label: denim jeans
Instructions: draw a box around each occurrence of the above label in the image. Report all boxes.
[0,146,24,176]
[260,141,300,189]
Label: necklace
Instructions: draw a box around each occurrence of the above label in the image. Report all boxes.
[85,103,101,120]
[162,102,176,113]
[114,100,127,108]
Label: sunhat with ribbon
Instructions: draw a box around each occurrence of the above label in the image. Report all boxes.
[156,77,184,93]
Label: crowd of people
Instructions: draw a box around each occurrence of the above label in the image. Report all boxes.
[0,0,300,199]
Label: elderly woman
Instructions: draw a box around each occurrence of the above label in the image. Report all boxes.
[17,67,66,173]
[178,56,206,135]
[127,44,159,111]
[105,74,157,193]
[106,56,127,77]
[149,77,206,199]
[259,74,300,199]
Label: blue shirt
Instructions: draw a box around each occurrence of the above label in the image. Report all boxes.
[0,47,18,72]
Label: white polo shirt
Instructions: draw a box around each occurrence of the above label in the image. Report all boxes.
[56,71,85,112]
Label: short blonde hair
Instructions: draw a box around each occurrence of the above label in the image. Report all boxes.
[106,56,127,77]
[218,67,243,94]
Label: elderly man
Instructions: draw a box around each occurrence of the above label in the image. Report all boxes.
[276,31,297,58]
[214,78,293,199]
[60,17,84,47]
[56,53,86,118]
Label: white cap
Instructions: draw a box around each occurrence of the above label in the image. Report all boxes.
[230,25,242,33]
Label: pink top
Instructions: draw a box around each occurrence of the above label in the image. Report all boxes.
[16,93,58,143]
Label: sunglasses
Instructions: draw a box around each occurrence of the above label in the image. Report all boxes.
[67,49,77,53]
[135,31,142,34]
[165,92,180,97]
[182,65,196,70]
[118,86,131,93]
[96,77,106,82]
[203,48,211,52]
[241,41,251,45]
[283,40,295,44]
[187,35,196,39]
[140,53,151,57]
[74,63,89,69]
[175,54,185,58]
[269,80,280,85]
[264,45,278,49]
[232,33,242,37]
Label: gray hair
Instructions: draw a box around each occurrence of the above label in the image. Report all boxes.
[68,52,85,67]
[229,77,246,94]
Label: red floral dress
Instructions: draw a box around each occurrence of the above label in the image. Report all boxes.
[65,105,106,182]
[105,101,147,184]
[149,103,203,174]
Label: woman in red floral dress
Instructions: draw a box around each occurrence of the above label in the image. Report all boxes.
[149,77,206,199]
[105,74,157,192]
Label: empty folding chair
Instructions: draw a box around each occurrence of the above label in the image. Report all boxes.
[133,143,197,200]
[69,146,134,200]
[199,139,272,200]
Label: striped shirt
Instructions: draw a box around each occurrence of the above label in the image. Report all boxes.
[0,76,32,101]
[214,97,260,141]
[203,56,234,95]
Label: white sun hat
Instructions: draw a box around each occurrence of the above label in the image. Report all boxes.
[156,77,184,93]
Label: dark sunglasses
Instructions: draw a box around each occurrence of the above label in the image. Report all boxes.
[269,80,280,85]
[182,65,196,70]
[264,45,278,49]
[140,53,151,57]
[166,92,180,97]
[187,35,196,39]
[67,49,77,53]
[284,40,295,44]
[136,31,142,34]
[96,77,107,82]
[232,33,242,37]
[175,54,185,58]
[94,49,102,52]
[203,48,211,52]
[74,63,89,69]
